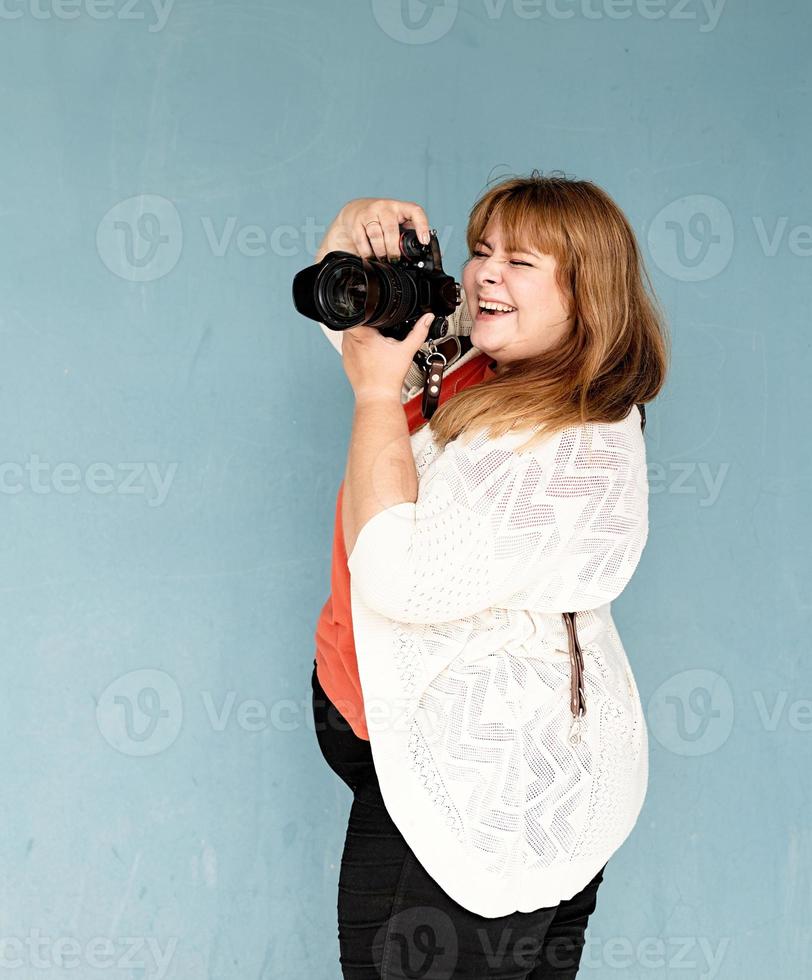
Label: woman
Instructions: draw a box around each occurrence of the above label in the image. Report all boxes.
[310,172,670,979]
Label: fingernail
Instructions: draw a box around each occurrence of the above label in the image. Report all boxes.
[420,231,430,244]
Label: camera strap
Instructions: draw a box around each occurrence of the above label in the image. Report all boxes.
[414,333,472,420]
[420,344,448,420]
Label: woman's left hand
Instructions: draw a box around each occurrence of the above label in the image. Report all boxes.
[341,312,434,403]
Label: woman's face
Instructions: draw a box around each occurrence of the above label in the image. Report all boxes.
[462,217,573,368]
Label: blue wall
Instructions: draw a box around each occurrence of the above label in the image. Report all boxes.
[1,1,809,977]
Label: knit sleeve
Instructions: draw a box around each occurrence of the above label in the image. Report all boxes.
[346,414,648,624]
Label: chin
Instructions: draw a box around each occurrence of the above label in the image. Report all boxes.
[470,323,501,352]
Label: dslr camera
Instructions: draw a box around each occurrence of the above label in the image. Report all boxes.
[292,227,461,343]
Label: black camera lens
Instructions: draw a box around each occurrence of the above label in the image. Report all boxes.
[323,264,366,319]
[296,252,416,330]
[292,226,460,343]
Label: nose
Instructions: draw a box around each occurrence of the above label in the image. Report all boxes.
[474,254,505,289]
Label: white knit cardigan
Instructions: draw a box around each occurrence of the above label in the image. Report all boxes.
[319,294,649,917]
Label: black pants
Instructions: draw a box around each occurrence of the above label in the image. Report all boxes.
[311,660,607,980]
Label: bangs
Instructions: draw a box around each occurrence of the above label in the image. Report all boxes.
[467,185,567,262]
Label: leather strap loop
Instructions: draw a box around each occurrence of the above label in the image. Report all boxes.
[563,611,586,720]
[421,352,447,420]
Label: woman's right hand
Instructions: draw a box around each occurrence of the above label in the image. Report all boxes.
[334,197,433,263]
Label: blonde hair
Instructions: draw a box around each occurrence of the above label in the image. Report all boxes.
[421,171,671,453]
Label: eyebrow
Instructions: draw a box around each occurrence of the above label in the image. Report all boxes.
[476,239,536,257]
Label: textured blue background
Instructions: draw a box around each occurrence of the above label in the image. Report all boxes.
[0,0,809,977]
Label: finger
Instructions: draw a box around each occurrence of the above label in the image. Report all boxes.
[366,200,403,260]
[350,224,375,259]
[407,312,434,347]
[396,201,431,246]
[363,219,387,260]
[379,215,402,262]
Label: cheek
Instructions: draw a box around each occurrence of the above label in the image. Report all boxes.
[462,266,478,308]
[518,277,560,313]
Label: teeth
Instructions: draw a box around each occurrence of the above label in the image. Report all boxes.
[479,300,516,312]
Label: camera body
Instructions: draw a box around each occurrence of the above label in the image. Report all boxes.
[292,227,462,343]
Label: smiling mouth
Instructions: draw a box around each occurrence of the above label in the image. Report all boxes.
[476,307,516,319]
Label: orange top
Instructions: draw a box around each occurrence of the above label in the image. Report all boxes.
[314,351,498,740]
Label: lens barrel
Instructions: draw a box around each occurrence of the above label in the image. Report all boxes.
[292,227,460,342]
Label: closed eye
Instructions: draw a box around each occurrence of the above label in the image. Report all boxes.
[471,249,531,266]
